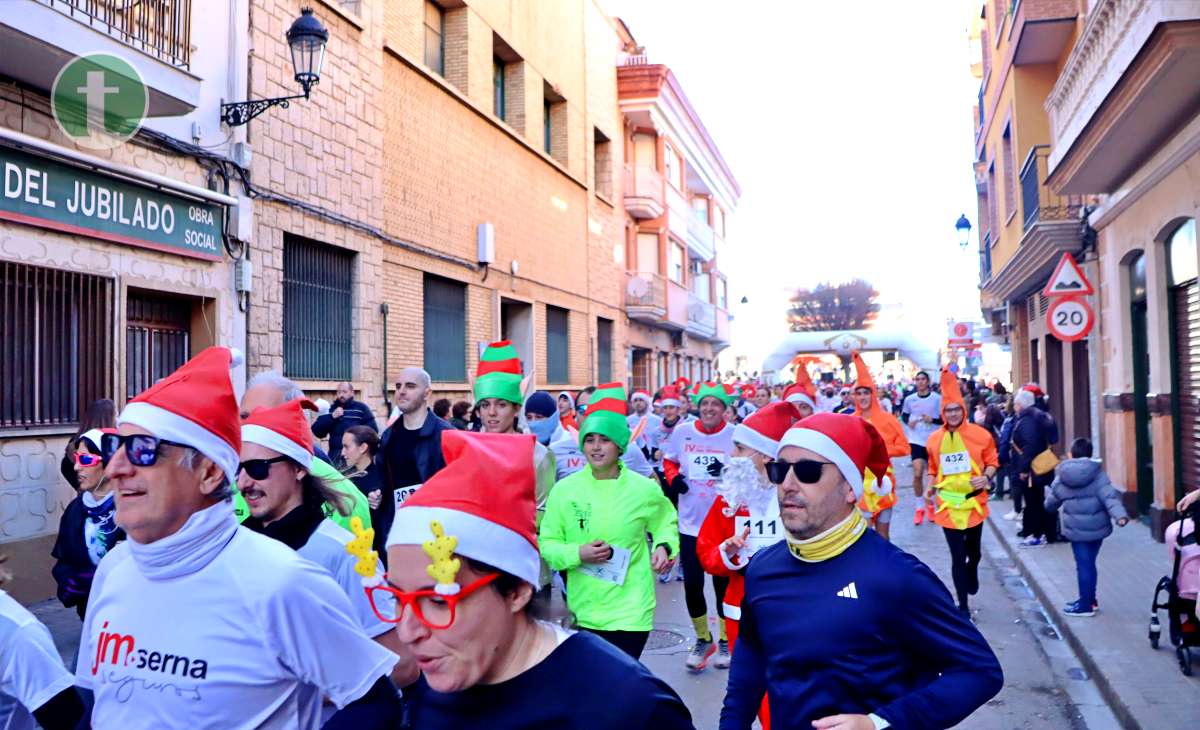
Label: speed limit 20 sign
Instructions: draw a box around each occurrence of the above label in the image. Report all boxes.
[1046,295,1094,342]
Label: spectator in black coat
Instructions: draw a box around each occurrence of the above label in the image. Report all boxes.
[51,428,124,619]
[341,425,389,561]
[311,381,378,468]
[1012,389,1059,546]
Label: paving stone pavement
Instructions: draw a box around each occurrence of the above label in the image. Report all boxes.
[986,490,1200,729]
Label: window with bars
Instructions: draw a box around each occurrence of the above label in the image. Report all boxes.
[126,290,191,400]
[283,235,354,381]
[423,275,467,382]
[546,305,570,384]
[1,262,113,430]
[597,317,613,383]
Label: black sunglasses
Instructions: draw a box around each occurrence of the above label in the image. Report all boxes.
[238,456,290,480]
[100,433,192,468]
[766,459,832,485]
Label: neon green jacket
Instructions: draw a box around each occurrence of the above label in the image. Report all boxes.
[233,457,370,533]
[539,464,679,631]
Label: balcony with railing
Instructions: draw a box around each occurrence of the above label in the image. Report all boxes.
[624,165,665,220]
[686,293,717,340]
[1021,145,1083,231]
[2,0,201,117]
[982,145,1084,304]
[41,0,192,68]
[686,213,716,262]
[624,271,667,324]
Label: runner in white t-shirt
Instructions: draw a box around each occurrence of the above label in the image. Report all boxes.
[0,585,83,730]
[80,347,401,729]
[662,382,736,673]
[900,370,943,525]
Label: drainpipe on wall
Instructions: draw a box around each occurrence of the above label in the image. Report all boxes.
[1080,207,1103,452]
[380,302,390,412]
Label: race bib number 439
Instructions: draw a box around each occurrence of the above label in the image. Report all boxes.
[940,452,971,476]
[688,452,726,482]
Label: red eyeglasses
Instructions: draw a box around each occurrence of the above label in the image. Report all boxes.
[365,573,499,630]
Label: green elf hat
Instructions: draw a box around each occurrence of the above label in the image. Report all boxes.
[474,340,524,405]
[579,382,631,453]
[692,380,735,408]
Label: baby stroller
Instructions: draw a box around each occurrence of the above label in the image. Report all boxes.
[1149,501,1199,676]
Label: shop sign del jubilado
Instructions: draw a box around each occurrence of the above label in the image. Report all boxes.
[0,144,224,261]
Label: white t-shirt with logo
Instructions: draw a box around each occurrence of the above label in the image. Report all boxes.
[664,421,735,536]
[902,391,943,447]
[76,529,397,730]
[0,590,74,730]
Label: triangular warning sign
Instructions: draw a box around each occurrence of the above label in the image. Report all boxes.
[1043,252,1093,297]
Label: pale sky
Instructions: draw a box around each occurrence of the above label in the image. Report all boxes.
[602,0,985,371]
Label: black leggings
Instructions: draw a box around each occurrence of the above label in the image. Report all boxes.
[584,628,650,660]
[679,534,729,620]
[942,525,983,611]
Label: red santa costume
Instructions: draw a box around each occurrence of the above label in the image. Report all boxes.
[696,401,800,729]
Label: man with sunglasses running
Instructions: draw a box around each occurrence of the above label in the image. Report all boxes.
[77,347,402,729]
[720,413,1003,730]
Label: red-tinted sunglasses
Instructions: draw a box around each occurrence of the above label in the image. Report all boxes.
[75,452,103,467]
[366,573,499,630]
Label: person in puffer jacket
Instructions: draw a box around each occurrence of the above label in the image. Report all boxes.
[1045,438,1129,617]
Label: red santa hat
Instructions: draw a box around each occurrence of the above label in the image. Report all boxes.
[118,346,242,485]
[630,389,652,405]
[387,431,540,588]
[776,413,890,498]
[741,384,758,400]
[659,384,683,408]
[733,401,800,457]
[241,398,317,470]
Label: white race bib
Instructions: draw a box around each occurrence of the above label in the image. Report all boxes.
[688,451,727,482]
[736,501,782,557]
[940,451,971,476]
[578,544,631,586]
[393,483,421,510]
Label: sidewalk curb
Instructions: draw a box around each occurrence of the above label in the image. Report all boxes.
[985,517,1140,730]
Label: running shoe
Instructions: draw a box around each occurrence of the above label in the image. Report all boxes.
[913,506,925,525]
[712,639,731,669]
[1017,536,1046,548]
[686,639,716,672]
[657,571,671,584]
[1002,510,1021,521]
[1063,601,1096,617]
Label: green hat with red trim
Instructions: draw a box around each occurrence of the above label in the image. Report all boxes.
[474,340,524,405]
[692,380,735,407]
[579,382,631,453]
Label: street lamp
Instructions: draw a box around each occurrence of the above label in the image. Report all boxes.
[221,8,329,126]
[955,214,972,250]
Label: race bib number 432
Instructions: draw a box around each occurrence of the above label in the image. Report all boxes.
[940,452,971,476]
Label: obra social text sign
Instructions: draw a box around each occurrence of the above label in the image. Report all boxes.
[0,145,224,261]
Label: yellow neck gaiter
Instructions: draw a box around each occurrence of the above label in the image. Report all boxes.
[786,509,867,563]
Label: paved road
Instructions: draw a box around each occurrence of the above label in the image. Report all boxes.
[643,459,1123,729]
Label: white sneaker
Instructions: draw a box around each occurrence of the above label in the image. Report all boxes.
[1002,511,1021,521]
